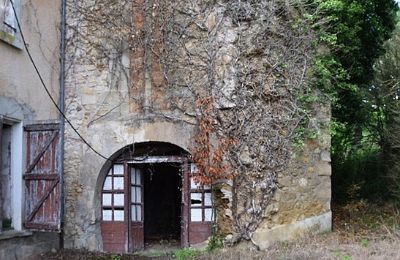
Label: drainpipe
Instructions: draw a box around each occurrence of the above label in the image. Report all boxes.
[59,0,67,250]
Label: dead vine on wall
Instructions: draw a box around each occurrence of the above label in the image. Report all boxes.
[66,0,316,244]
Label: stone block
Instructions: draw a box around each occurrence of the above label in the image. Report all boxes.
[316,161,331,176]
[252,211,332,250]
[320,150,331,162]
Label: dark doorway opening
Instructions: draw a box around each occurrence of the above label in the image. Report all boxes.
[144,163,181,247]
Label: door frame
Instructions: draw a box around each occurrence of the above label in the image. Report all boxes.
[125,156,189,250]
[101,155,213,252]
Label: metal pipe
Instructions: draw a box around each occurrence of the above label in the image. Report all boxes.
[59,0,67,250]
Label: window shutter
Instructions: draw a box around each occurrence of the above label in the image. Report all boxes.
[3,0,17,32]
[24,123,61,231]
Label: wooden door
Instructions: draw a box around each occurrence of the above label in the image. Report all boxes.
[181,160,189,247]
[24,123,61,230]
[101,164,127,252]
[188,164,213,245]
[129,167,144,251]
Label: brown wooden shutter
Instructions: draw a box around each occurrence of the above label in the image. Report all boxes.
[24,123,61,230]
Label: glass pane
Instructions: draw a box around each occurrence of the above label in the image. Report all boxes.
[205,208,213,221]
[136,205,142,221]
[114,177,124,190]
[191,208,202,222]
[114,210,124,221]
[135,170,141,185]
[131,188,136,203]
[130,168,136,184]
[114,194,124,206]
[103,210,112,221]
[204,192,212,206]
[113,164,124,175]
[191,193,202,206]
[136,187,141,203]
[103,177,112,190]
[131,205,137,221]
[102,194,112,206]
[190,177,200,189]
[191,163,198,173]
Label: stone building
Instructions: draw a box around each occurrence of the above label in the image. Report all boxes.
[0,0,332,257]
[0,0,62,258]
[63,0,332,253]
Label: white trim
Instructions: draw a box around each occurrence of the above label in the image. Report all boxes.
[10,121,23,230]
[126,156,184,164]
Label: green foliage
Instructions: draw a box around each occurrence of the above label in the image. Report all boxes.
[172,248,201,260]
[332,147,389,204]
[304,0,398,203]
[333,249,352,260]
[2,218,12,229]
[309,0,398,148]
[111,255,121,260]
[373,20,400,202]
[206,235,224,252]
[360,238,369,247]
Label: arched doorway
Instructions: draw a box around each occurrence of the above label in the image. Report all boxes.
[100,142,214,253]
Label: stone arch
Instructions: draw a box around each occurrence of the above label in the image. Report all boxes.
[94,141,190,210]
[94,141,191,252]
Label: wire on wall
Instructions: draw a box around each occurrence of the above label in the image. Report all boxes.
[9,0,110,161]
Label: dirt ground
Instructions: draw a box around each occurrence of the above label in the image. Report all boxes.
[41,201,400,259]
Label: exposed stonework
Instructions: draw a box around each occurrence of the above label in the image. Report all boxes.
[253,211,332,249]
[0,232,59,260]
[0,0,61,258]
[64,0,331,251]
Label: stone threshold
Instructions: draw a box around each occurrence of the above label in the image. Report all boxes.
[0,230,33,241]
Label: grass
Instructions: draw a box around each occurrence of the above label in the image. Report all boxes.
[198,201,400,260]
[172,248,201,260]
[41,201,400,260]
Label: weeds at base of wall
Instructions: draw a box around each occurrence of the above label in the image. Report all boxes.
[206,235,224,252]
[172,236,224,260]
[172,248,201,260]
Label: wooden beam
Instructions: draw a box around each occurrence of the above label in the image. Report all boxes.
[24,222,59,231]
[24,123,60,132]
[126,155,184,164]
[0,116,3,176]
[23,174,59,180]
[0,116,3,221]
[181,159,190,247]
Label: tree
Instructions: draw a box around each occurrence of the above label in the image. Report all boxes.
[373,22,400,201]
[313,0,398,202]
[327,0,398,159]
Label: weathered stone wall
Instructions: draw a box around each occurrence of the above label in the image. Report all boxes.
[250,103,331,249]
[64,2,196,249]
[214,104,331,250]
[0,0,61,258]
[0,232,59,260]
[64,0,331,251]
[0,0,61,122]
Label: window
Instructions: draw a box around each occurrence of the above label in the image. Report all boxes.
[1,123,12,231]
[130,167,142,222]
[0,116,23,233]
[190,177,214,222]
[0,0,22,48]
[102,164,125,221]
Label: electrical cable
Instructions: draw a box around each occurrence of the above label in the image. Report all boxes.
[10,0,110,161]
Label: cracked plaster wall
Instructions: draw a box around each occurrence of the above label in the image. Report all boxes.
[0,0,61,258]
[64,0,331,251]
